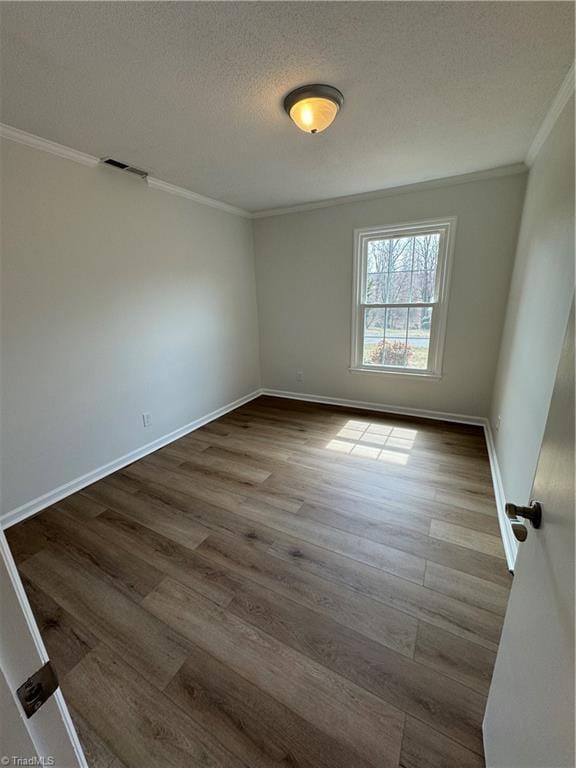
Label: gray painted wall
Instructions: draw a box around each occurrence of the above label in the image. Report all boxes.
[490,97,575,507]
[253,171,527,417]
[1,139,261,514]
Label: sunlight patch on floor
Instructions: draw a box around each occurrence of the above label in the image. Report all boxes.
[327,420,417,464]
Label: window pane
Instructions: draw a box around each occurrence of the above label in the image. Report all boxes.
[366,241,387,303]
[365,271,387,303]
[363,308,386,364]
[364,232,440,305]
[363,307,409,367]
[406,307,432,369]
[411,234,440,302]
[365,236,412,303]
[386,270,412,303]
[386,237,413,272]
[383,308,408,366]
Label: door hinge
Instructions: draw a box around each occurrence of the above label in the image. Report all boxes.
[17,661,59,718]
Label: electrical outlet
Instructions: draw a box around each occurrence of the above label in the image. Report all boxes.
[296,370,304,383]
[496,415,501,431]
[142,412,152,428]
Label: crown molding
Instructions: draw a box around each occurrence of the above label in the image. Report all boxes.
[0,123,251,218]
[526,63,575,166]
[250,163,528,219]
[146,177,250,218]
[0,123,99,166]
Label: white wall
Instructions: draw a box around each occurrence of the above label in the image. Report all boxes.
[0,138,260,516]
[253,171,527,417]
[490,96,574,507]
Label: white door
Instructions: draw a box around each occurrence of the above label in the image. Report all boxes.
[0,529,86,767]
[483,304,574,767]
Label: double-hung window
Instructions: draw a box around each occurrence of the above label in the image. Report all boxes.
[351,218,455,377]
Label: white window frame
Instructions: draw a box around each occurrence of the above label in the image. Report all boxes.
[350,217,456,379]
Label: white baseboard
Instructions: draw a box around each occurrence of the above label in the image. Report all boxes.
[483,420,518,572]
[260,388,485,426]
[1,389,262,529]
[3,384,517,573]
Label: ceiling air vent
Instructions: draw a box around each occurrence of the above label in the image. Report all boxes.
[101,158,148,179]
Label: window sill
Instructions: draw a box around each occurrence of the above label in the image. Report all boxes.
[348,366,442,380]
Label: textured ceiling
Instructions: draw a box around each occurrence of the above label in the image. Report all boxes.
[1,2,573,212]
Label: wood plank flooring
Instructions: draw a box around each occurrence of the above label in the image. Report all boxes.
[6,396,512,768]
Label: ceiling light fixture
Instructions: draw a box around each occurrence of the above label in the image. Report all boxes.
[283,84,344,134]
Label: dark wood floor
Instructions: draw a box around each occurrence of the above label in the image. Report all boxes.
[7,396,512,768]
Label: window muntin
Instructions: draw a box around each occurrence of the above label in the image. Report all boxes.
[351,219,455,377]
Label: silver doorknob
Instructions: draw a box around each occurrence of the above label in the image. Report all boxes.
[505,501,542,542]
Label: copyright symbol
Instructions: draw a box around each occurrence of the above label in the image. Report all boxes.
[1,757,10,766]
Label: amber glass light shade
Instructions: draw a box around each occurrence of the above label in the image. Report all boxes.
[289,97,339,133]
[284,85,343,134]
